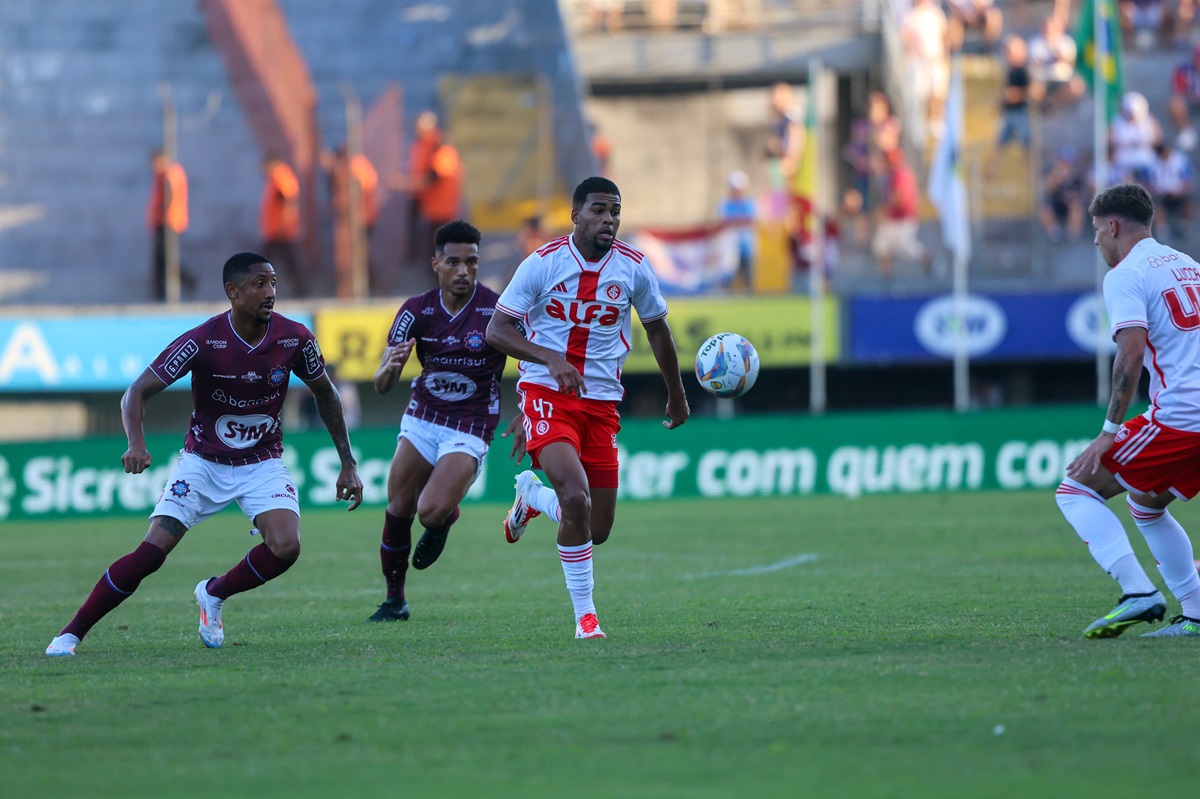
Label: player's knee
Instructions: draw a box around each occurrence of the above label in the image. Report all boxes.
[268,537,301,563]
[557,487,591,526]
[416,501,455,530]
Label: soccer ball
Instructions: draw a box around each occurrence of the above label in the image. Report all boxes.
[694,332,759,398]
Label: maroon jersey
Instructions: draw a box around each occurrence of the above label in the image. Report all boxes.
[387,284,507,443]
[148,311,325,464]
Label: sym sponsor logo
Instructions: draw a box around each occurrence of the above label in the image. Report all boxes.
[913,294,1007,358]
[216,413,276,449]
[424,371,476,401]
[1066,294,1117,355]
[163,339,199,378]
[391,310,415,343]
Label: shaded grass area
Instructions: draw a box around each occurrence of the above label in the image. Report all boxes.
[3,492,1198,797]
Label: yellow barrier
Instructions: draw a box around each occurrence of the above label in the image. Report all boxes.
[317,294,840,382]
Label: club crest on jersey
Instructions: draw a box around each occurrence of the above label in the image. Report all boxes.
[170,480,191,498]
[536,420,550,435]
[605,284,622,301]
[465,331,486,351]
[545,298,620,326]
[1114,425,1129,442]
[268,366,287,386]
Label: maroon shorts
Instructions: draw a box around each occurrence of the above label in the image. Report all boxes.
[519,383,621,489]
[1102,415,1200,499]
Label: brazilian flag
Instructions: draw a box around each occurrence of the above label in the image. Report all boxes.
[1075,0,1124,120]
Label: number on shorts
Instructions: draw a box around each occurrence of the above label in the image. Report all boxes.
[531,397,554,419]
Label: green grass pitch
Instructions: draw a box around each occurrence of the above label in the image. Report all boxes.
[2,491,1199,797]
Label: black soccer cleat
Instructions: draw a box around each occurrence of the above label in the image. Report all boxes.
[367,598,410,622]
[411,528,448,570]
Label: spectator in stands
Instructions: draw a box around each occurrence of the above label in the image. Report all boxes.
[146,149,191,301]
[1092,146,1134,195]
[718,169,758,291]
[1147,140,1194,243]
[321,146,380,299]
[1027,13,1085,112]
[902,0,951,140]
[649,0,678,31]
[1121,0,1166,49]
[259,156,306,296]
[872,147,928,280]
[590,120,613,177]
[1168,43,1200,153]
[1040,146,1087,243]
[765,82,803,222]
[586,1,625,32]
[946,0,1003,52]
[397,111,464,275]
[842,118,872,246]
[1110,91,1162,185]
[985,36,1036,179]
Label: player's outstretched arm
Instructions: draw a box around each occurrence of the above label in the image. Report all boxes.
[643,318,690,430]
[120,368,168,474]
[306,372,364,510]
[374,338,415,396]
[486,310,585,396]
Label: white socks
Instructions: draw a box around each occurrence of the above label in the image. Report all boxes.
[1056,479,1155,594]
[529,481,562,523]
[558,542,595,622]
[1126,499,1200,616]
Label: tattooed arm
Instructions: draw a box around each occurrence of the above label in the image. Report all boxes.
[305,372,364,510]
[1067,326,1147,479]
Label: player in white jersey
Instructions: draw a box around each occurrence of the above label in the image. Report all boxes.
[486,176,690,640]
[1057,183,1200,638]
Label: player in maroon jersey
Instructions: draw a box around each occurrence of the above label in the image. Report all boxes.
[46,252,362,656]
[368,220,522,621]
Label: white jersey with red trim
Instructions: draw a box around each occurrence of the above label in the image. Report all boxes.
[1105,236,1200,432]
[496,234,669,401]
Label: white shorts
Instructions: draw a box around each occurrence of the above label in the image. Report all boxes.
[151,451,300,529]
[399,413,489,475]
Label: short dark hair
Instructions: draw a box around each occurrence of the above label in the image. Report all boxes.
[223,251,269,284]
[1089,183,1155,226]
[572,176,620,209]
[434,220,482,253]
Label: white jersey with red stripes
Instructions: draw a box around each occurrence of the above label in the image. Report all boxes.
[496,234,669,401]
[1105,236,1200,432]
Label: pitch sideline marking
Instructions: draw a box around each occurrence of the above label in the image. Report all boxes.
[684,553,819,579]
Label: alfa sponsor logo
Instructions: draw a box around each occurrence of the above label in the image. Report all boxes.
[545,298,620,326]
[163,339,199,378]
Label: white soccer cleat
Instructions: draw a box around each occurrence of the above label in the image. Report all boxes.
[45,633,80,657]
[194,578,225,649]
[503,470,543,544]
[575,613,606,640]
